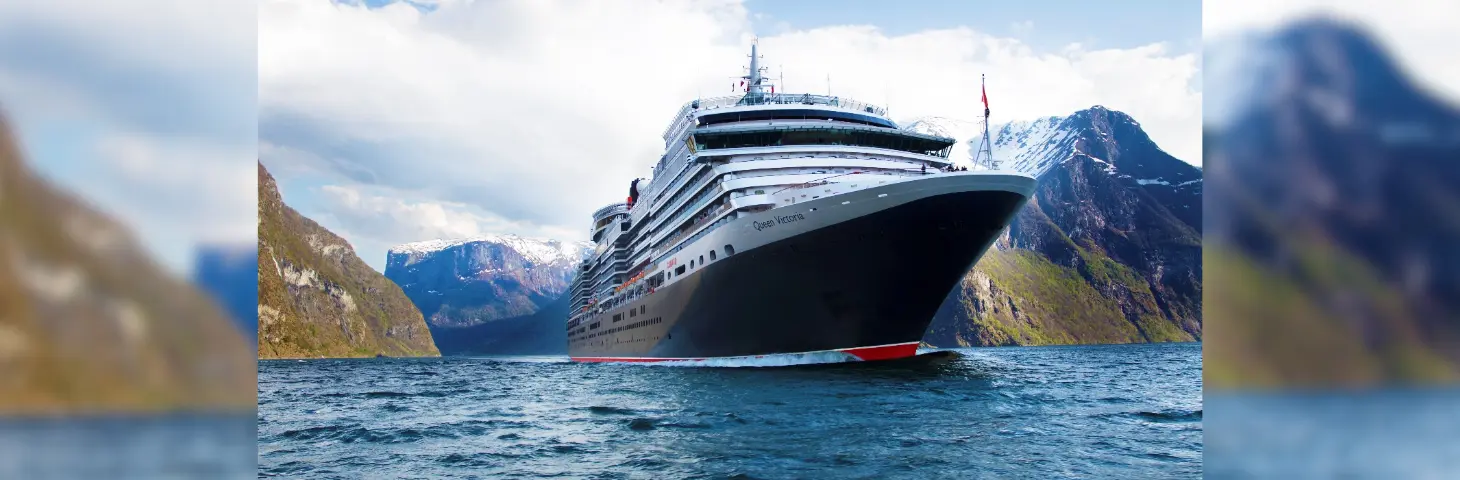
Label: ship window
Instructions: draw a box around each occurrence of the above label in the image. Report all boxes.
[724,244,735,256]
[710,250,717,261]
[690,260,695,269]
[641,306,646,314]
[699,255,705,264]
[676,265,686,275]
[629,309,636,318]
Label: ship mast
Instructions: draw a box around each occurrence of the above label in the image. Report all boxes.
[974,74,999,170]
[742,41,773,98]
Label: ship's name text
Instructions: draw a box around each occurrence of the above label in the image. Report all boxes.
[754,213,806,232]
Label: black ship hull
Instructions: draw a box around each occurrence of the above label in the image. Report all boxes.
[569,174,1033,364]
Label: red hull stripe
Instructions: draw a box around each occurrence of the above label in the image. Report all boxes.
[570,341,920,364]
[841,342,920,361]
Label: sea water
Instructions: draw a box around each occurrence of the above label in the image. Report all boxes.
[258,343,1202,478]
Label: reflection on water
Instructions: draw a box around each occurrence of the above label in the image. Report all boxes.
[259,343,1201,478]
[0,414,256,480]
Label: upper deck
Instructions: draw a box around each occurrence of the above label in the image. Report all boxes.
[662,93,892,143]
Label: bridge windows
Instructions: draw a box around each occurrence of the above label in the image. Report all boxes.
[694,127,954,157]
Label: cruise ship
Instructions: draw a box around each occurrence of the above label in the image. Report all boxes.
[567,43,1036,364]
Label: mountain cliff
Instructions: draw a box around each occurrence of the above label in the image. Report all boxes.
[384,235,590,328]
[1204,18,1460,386]
[924,106,1203,347]
[256,162,438,358]
[0,115,255,413]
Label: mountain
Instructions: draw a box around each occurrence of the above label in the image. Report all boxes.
[383,235,591,328]
[256,162,438,358]
[0,114,255,413]
[1204,17,1460,387]
[924,106,1203,347]
[429,294,572,355]
[193,244,259,345]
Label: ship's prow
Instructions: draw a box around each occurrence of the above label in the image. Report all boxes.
[565,42,1033,365]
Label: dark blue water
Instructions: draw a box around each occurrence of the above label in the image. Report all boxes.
[258,343,1202,479]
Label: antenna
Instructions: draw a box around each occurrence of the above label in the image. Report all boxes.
[827,73,831,96]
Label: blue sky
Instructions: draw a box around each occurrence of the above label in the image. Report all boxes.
[747,0,1201,55]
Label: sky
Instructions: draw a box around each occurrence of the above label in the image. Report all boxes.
[0,0,256,275]
[1203,0,1460,118]
[256,0,1203,273]
[0,0,1204,276]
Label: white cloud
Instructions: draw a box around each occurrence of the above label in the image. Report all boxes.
[1204,0,1460,105]
[313,183,581,271]
[260,0,1200,252]
[0,0,257,274]
[1010,20,1035,35]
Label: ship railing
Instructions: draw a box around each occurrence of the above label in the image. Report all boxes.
[656,201,729,252]
[592,202,629,220]
[663,93,889,139]
[644,176,722,240]
[656,207,734,263]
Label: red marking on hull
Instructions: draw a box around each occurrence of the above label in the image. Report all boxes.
[838,342,919,361]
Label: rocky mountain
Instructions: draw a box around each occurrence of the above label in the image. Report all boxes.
[193,244,259,346]
[924,106,1203,347]
[384,235,591,329]
[257,162,438,358]
[0,114,255,413]
[1204,18,1460,387]
[429,294,572,356]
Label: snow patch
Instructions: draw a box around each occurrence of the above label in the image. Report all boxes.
[1136,178,1171,186]
[389,234,594,266]
[975,116,1080,178]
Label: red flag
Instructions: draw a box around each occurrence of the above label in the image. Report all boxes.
[982,83,990,117]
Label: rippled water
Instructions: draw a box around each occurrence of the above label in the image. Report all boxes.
[258,343,1202,479]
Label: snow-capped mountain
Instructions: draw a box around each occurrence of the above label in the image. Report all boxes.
[389,234,590,268]
[1205,17,1460,385]
[384,234,593,328]
[973,106,1203,230]
[926,106,1203,347]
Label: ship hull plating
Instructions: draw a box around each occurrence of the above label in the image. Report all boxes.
[569,175,1032,363]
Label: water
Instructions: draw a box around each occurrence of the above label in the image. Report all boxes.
[1206,388,1460,478]
[258,343,1202,479]
[0,413,257,479]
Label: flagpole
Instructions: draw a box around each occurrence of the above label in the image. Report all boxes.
[978,73,996,170]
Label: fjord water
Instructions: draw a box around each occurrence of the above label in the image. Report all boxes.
[258,343,1202,478]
